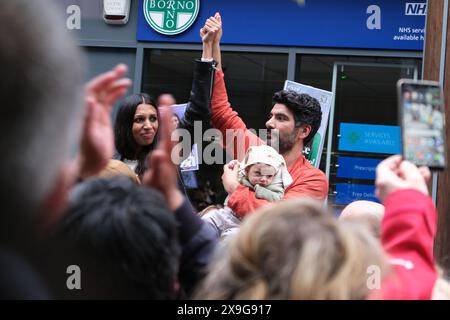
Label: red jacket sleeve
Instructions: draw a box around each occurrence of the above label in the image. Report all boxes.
[211,70,264,160]
[371,189,437,300]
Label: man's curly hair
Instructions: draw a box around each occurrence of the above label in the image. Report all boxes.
[272,90,322,144]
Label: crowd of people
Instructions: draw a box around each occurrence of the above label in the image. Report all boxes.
[1,0,449,300]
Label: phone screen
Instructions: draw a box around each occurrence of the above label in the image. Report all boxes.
[398,80,446,169]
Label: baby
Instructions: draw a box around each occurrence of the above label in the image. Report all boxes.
[202,145,293,239]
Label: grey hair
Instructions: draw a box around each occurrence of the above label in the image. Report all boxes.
[0,0,84,216]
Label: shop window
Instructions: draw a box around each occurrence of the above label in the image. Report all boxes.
[296,55,422,212]
[142,49,288,210]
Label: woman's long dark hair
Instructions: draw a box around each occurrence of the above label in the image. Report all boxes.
[114,93,159,177]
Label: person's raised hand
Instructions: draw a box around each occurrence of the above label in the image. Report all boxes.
[200,13,222,44]
[200,23,218,44]
[375,155,430,202]
[78,64,132,178]
[213,12,222,44]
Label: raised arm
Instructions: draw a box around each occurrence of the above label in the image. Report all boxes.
[78,64,131,179]
[211,13,222,71]
[177,60,215,137]
[203,14,263,159]
[370,155,438,299]
[177,24,217,136]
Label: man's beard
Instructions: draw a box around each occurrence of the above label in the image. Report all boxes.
[266,129,298,155]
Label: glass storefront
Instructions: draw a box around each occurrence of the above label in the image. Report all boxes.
[140,49,422,211]
[142,49,288,209]
[296,55,422,211]
[142,49,288,130]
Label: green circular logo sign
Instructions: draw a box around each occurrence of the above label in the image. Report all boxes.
[143,0,200,36]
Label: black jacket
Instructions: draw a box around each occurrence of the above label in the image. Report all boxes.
[178,59,216,134]
[171,60,218,295]
[176,59,216,196]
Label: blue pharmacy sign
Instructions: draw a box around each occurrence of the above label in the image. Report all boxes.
[335,183,379,205]
[338,123,401,154]
[137,0,426,50]
[337,157,382,180]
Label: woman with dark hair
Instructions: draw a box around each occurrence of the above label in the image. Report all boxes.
[113,21,219,181]
[114,93,159,177]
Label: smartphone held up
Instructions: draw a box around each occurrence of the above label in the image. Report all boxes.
[397,79,446,170]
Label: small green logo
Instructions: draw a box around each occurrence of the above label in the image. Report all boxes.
[143,0,200,35]
[348,131,360,144]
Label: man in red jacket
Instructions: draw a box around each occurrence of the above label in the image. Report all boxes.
[201,14,328,218]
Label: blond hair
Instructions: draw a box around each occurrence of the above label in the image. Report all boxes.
[195,199,388,299]
[98,159,140,184]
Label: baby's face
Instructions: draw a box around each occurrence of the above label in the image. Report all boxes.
[247,163,277,187]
